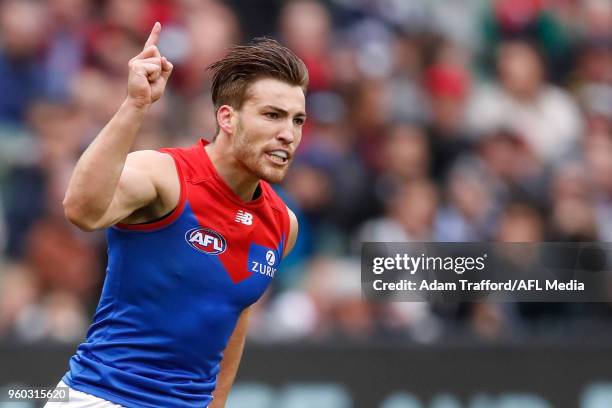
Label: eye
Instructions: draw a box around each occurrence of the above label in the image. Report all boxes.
[265,112,279,119]
[294,117,305,126]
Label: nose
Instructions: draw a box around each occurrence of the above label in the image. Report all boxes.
[277,122,295,144]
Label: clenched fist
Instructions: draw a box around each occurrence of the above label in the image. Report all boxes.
[127,22,173,109]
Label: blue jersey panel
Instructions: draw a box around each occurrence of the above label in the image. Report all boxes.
[63,202,270,408]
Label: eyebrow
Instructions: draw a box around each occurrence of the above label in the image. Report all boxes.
[263,105,307,118]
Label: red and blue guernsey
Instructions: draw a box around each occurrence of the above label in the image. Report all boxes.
[62,139,290,408]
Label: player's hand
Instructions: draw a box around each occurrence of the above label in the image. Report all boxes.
[126,22,173,109]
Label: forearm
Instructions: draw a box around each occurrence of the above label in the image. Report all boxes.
[210,309,250,408]
[63,99,148,225]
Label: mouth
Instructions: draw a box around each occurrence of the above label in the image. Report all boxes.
[266,150,291,165]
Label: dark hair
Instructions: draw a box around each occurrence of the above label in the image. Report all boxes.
[208,37,309,116]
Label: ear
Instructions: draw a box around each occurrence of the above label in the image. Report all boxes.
[216,105,235,135]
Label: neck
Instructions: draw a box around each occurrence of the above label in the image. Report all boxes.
[205,135,260,202]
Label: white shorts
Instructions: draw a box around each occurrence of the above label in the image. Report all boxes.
[43,381,123,408]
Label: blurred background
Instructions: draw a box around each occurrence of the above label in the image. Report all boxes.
[0,0,611,407]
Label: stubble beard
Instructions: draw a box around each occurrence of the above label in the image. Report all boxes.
[233,120,288,184]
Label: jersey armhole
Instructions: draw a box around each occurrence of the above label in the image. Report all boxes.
[113,151,187,232]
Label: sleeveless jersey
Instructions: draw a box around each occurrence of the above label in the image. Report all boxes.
[62,139,291,408]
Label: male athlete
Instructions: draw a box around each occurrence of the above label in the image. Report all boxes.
[47,22,306,407]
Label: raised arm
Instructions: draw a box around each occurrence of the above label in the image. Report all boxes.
[63,23,174,231]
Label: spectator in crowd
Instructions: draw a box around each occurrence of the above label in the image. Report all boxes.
[468,40,583,164]
[586,133,612,242]
[358,179,439,243]
[374,124,430,206]
[0,0,46,127]
[479,0,573,82]
[424,61,474,181]
[280,0,333,92]
[434,165,498,242]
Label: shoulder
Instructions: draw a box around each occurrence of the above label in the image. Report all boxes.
[284,206,299,258]
[125,149,175,171]
[125,149,181,212]
[125,150,177,187]
[287,206,298,234]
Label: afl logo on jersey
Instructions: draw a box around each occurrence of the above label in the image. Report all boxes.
[185,228,227,255]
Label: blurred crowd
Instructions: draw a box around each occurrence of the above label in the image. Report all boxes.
[0,0,611,344]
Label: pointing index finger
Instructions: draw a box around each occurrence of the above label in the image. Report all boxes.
[143,22,161,50]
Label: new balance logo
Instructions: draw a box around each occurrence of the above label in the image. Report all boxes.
[235,210,253,225]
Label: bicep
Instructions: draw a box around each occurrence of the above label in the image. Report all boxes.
[96,151,165,228]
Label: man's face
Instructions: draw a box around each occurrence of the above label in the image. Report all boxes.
[232,78,306,184]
